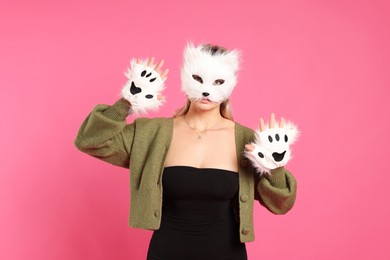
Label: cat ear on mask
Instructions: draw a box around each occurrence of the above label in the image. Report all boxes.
[183,42,198,63]
[222,50,240,73]
[183,41,241,71]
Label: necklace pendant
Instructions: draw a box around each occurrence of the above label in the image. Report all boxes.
[197,135,202,140]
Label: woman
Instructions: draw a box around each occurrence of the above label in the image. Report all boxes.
[74,43,298,260]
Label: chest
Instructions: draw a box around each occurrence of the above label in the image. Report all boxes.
[162,166,239,201]
[164,124,238,171]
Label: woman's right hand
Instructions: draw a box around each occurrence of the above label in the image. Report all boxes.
[121,57,169,114]
[135,57,169,102]
[140,57,169,79]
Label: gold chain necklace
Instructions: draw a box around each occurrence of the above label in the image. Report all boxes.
[183,116,222,140]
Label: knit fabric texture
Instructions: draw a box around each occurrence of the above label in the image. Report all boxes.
[74,99,297,242]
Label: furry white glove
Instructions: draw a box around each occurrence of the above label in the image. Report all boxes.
[121,59,165,114]
[245,121,299,175]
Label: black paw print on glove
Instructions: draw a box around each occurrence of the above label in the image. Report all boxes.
[258,133,289,162]
[267,133,288,143]
[129,69,157,99]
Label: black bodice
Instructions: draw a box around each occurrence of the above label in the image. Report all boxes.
[147,166,247,260]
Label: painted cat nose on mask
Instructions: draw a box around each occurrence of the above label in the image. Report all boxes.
[181,42,240,103]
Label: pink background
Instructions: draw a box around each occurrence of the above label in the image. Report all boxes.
[1,0,389,259]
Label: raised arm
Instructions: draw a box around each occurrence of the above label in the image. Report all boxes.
[245,113,299,214]
[74,98,135,168]
[74,58,168,168]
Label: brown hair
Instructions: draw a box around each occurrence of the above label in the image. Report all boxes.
[200,44,228,56]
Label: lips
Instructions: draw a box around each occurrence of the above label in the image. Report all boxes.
[200,98,211,103]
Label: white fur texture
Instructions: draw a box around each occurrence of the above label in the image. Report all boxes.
[245,122,299,175]
[181,42,240,103]
[121,60,165,114]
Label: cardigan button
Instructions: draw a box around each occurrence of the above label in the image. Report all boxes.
[240,195,248,202]
[240,159,249,167]
[241,229,250,235]
[154,211,160,218]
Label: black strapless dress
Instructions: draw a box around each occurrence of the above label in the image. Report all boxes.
[147,166,247,260]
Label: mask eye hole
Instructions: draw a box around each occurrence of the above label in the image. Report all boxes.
[192,74,203,84]
[214,79,225,85]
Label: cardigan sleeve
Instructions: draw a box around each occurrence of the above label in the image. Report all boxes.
[254,166,297,214]
[74,98,135,168]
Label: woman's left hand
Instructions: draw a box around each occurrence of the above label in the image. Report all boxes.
[244,113,299,174]
[245,113,284,152]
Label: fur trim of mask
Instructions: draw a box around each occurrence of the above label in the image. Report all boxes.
[180,42,240,103]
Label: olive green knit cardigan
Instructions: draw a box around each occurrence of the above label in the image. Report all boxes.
[74,98,297,243]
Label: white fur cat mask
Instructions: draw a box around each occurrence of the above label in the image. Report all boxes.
[181,43,240,103]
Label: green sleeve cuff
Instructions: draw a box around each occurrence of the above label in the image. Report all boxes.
[102,98,132,121]
[266,167,288,188]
